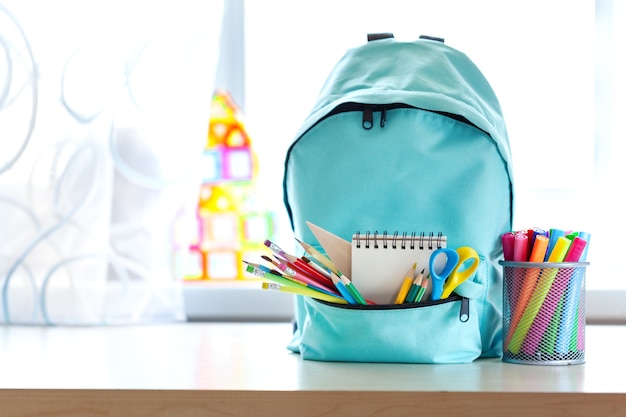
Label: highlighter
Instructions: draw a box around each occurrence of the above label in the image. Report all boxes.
[518,236,573,355]
[503,234,549,350]
[563,237,588,262]
[507,236,571,354]
[555,235,589,354]
[544,229,565,261]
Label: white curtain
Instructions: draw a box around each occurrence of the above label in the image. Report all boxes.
[0,0,224,324]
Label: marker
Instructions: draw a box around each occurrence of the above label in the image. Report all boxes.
[556,235,590,354]
[504,234,550,350]
[577,231,591,261]
[526,228,536,258]
[501,232,515,261]
[261,282,348,304]
[394,263,416,304]
[544,229,565,261]
[563,236,587,263]
[521,235,582,355]
[508,236,571,354]
[513,232,528,262]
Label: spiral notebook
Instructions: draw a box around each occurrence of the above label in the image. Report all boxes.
[351,231,447,304]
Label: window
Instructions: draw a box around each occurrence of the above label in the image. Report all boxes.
[2,1,622,323]
[237,0,623,321]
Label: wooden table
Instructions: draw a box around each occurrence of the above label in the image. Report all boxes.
[1,323,625,416]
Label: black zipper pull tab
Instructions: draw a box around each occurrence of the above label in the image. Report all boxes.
[459,297,470,322]
[362,106,373,130]
[380,106,387,127]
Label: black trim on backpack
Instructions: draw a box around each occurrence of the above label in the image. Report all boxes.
[367,33,394,42]
[419,34,445,43]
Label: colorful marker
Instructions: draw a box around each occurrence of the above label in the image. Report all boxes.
[513,232,529,262]
[556,234,590,354]
[508,236,571,354]
[504,234,549,350]
[501,232,515,261]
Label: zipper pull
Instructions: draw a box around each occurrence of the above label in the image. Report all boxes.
[459,297,470,322]
[362,106,373,130]
[380,106,387,127]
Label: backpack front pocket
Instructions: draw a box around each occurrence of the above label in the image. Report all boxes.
[296,295,482,363]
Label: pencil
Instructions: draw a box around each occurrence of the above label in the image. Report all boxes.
[261,282,348,304]
[329,272,357,304]
[406,268,424,303]
[295,238,343,277]
[340,275,368,305]
[415,275,429,303]
[261,255,339,296]
[244,263,305,290]
[394,263,416,304]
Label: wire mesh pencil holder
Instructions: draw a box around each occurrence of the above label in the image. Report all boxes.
[500,260,589,365]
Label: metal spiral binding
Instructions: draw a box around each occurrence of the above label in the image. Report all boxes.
[353,231,444,250]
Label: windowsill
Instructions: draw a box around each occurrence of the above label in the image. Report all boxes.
[183,283,626,324]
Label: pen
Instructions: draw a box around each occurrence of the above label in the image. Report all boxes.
[261,282,348,304]
[394,263,416,304]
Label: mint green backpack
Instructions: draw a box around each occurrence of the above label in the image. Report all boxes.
[282,34,513,362]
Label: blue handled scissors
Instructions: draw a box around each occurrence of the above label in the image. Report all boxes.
[429,246,480,300]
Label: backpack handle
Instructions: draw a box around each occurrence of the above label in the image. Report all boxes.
[367,33,445,43]
[367,33,394,42]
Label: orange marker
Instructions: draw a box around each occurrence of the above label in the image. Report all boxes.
[504,234,549,350]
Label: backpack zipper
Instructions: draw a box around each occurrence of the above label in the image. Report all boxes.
[328,102,486,133]
[316,294,470,323]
